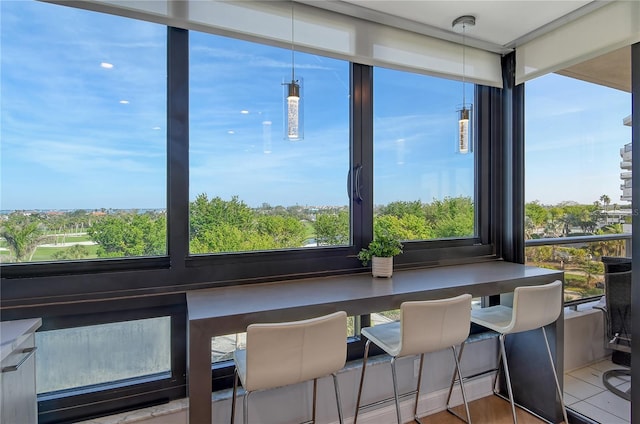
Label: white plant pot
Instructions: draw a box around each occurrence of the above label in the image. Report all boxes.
[371,256,393,278]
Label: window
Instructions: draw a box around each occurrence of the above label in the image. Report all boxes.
[0,1,167,263]
[2,3,501,421]
[189,32,350,254]
[36,317,171,394]
[525,73,632,301]
[373,68,476,242]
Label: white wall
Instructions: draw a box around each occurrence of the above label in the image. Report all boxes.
[564,303,610,372]
[219,337,496,424]
[82,308,608,424]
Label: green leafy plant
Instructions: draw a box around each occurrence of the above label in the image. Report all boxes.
[357,234,403,266]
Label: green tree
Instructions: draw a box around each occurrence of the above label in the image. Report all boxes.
[525,201,549,236]
[256,215,306,248]
[88,214,166,257]
[594,224,625,257]
[374,214,433,240]
[189,194,308,253]
[0,214,51,262]
[378,200,424,219]
[561,204,600,235]
[190,194,254,240]
[599,194,611,213]
[51,244,90,260]
[190,222,272,253]
[314,211,349,246]
[424,196,474,238]
[526,245,553,264]
[582,259,604,286]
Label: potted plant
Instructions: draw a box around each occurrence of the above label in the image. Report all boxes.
[357,233,403,277]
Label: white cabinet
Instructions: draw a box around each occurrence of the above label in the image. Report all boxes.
[1,318,42,424]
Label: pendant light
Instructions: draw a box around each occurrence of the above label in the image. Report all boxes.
[452,15,475,154]
[284,1,303,140]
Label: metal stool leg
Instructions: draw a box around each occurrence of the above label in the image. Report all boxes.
[312,378,317,424]
[413,353,425,422]
[354,339,371,424]
[231,368,239,424]
[390,357,402,424]
[542,327,568,424]
[452,345,472,423]
[446,344,472,423]
[498,334,517,424]
[493,338,503,394]
[446,341,466,411]
[332,373,344,424]
[242,390,251,424]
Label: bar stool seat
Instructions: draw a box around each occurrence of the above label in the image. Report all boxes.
[231,311,347,424]
[354,294,473,424]
[468,280,567,424]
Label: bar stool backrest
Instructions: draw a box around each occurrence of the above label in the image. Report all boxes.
[399,294,472,357]
[243,311,347,391]
[509,280,563,334]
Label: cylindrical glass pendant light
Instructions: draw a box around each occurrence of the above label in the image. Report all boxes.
[284,1,303,141]
[452,15,475,154]
[457,105,471,154]
[286,79,302,140]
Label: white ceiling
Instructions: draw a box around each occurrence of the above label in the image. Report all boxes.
[300,0,603,53]
[300,0,631,92]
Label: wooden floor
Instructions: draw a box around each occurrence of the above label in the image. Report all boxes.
[417,395,553,424]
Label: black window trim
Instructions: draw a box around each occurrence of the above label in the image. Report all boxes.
[2,30,496,303]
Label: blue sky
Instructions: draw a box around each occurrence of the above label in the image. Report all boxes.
[525,74,631,206]
[0,1,632,211]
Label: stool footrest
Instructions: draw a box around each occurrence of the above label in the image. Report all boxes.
[358,389,418,411]
[455,367,498,383]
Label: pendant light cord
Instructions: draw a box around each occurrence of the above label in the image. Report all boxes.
[462,22,466,108]
[291,1,295,82]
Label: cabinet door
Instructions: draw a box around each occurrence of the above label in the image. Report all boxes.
[1,334,37,424]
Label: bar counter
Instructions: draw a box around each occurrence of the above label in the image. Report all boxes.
[187,260,564,423]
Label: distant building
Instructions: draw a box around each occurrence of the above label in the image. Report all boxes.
[620,115,632,233]
[620,115,632,203]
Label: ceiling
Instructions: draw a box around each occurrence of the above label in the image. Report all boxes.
[300,0,631,92]
[557,46,631,92]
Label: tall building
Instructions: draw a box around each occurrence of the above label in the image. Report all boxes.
[620,115,633,203]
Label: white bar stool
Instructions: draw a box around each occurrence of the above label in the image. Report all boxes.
[468,280,568,424]
[230,311,347,424]
[354,294,473,424]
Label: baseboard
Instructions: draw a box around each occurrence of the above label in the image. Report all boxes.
[331,374,494,424]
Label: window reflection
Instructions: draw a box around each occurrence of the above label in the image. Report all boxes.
[373,68,476,241]
[189,32,350,254]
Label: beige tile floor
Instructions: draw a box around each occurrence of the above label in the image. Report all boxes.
[564,358,631,424]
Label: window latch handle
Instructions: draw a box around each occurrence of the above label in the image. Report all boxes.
[352,164,363,204]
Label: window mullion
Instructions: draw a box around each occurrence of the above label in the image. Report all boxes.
[350,63,374,250]
[167,27,190,268]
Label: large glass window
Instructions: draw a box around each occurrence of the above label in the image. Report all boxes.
[189,32,350,254]
[36,317,171,394]
[373,68,476,242]
[0,1,167,263]
[525,73,632,301]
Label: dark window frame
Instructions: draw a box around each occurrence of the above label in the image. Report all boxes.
[2,31,496,295]
[1,296,187,424]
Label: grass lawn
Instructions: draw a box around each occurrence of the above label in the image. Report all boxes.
[48,234,93,243]
[31,245,99,261]
[65,234,93,243]
[302,220,315,239]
